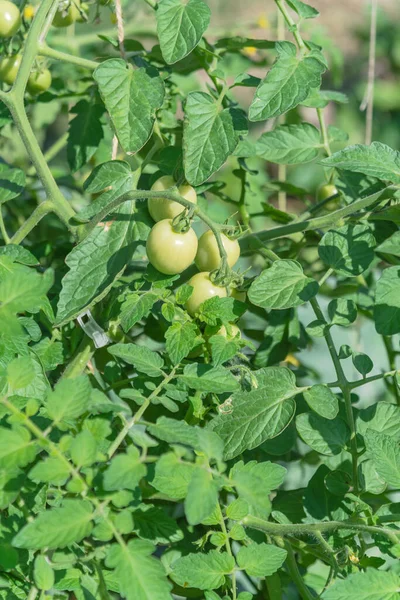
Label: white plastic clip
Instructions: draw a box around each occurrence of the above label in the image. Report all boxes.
[77,310,110,348]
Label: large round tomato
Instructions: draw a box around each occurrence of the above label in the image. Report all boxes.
[195,230,240,271]
[146,219,198,275]
[148,175,197,222]
[0,54,20,85]
[53,0,81,27]
[27,69,52,94]
[185,272,227,316]
[0,1,21,38]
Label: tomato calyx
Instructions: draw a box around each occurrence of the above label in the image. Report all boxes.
[171,207,195,233]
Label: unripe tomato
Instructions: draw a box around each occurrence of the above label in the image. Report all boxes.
[217,324,240,338]
[0,54,20,85]
[146,219,198,275]
[230,288,246,302]
[76,1,88,21]
[195,230,240,272]
[185,272,227,316]
[0,0,21,38]
[317,183,338,202]
[148,175,197,222]
[27,69,52,94]
[53,0,81,27]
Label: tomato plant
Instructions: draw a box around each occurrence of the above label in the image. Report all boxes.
[0,0,400,599]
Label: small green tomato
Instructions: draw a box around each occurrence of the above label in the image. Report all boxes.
[146,219,198,275]
[195,230,240,272]
[27,69,52,94]
[53,0,81,27]
[185,272,227,317]
[148,175,197,222]
[0,0,21,38]
[0,54,20,85]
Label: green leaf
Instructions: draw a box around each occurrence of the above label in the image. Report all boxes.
[183,91,247,185]
[358,460,386,495]
[357,402,400,440]
[0,244,38,266]
[34,555,55,591]
[29,456,70,486]
[0,267,52,314]
[352,352,373,376]
[93,59,165,154]
[318,224,376,276]
[152,453,194,499]
[256,123,321,164]
[237,543,287,577]
[46,376,91,423]
[376,230,400,258]
[105,539,172,600]
[70,431,97,468]
[180,363,240,393]
[108,343,164,378]
[0,162,25,205]
[248,260,319,310]
[328,298,357,327]
[32,338,64,371]
[296,413,350,456]
[197,296,247,326]
[132,504,183,544]
[322,568,400,600]
[0,426,37,468]
[303,88,348,108]
[320,142,400,183]
[184,468,219,525]
[120,292,161,333]
[209,334,238,366]
[156,0,211,64]
[148,416,199,447]
[286,0,319,18]
[13,500,94,550]
[209,367,299,459]
[165,321,198,364]
[249,42,326,121]
[103,446,146,491]
[7,356,35,390]
[303,384,339,420]
[364,429,400,488]
[81,160,136,219]
[374,266,400,335]
[67,100,104,172]
[56,200,141,325]
[232,460,286,518]
[172,550,235,590]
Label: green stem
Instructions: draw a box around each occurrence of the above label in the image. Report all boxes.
[310,297,358,493]
[243,515,399,545]
[383,336,400,406]
[107,366,178,458]
[282,541,315,600]
[0,207,10,243]
[274,0,306,50]
[10,200,53,244]
[61,335,95,379]
[317,107,332,156]
[39,44,99,70]
[264,573,283,600]
[217,504,237,600]
[143,0,156,7]
[240,186,390,254]
[348,368,400,390]
[27,586,38,600]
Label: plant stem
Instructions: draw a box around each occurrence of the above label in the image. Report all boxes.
[39,44,99,70]
[27,586,38,600]
[348,368,400,390]
[243,515,399,545]
[383,336,400,405]
[310,297,359,493]
[240,186,390,253]
[282,541,315,600]
[27,132,69,176]
[0,207,10,243]
[317,107,331,156]
[61,335,95,379]
[107,366,178,458]
[361,0,377,145]
[217,504,237,600]
[274,0,306,50]
[10,200,54,244]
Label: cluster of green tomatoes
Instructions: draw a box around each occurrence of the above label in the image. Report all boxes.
[146,176,243,318]
[0,0,90,93]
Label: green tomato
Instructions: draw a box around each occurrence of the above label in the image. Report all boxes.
[76,1,88,21]
[185,272,227,316]
[0,0,21,38]
[0,54,20,85]
[53,0,81,27]
[27,69,52,94]
[146,219,198,275]
[317,183,338,202]
[230,288,246,302]
[148,175,197,222]
[217,324,240,339]
[195,230,240,271]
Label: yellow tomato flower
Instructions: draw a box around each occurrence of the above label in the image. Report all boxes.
[23,4,35,19]
[257,14,269,29]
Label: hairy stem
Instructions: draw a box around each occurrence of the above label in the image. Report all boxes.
[274,0,306,50]
[217,505,237,600]
[281,541,315,600]
[39,44,99,70]
[10,200,54,244]
[317,107,332,156]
